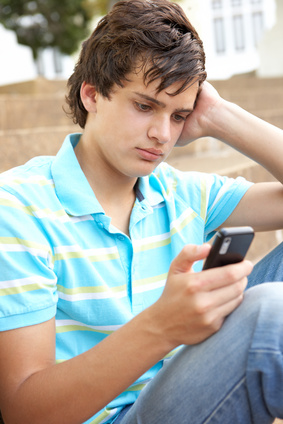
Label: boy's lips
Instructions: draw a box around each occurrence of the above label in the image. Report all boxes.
[136,147,164,161]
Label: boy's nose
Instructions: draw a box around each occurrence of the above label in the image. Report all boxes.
[148,116,171,144]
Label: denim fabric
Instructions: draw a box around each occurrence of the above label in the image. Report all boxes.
[247,241,283,288]
[115,243,283,424]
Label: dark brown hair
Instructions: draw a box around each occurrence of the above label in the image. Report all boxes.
[66,0,206,128]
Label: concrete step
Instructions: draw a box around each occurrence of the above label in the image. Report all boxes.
[0,126,76,172]
[210,75,283,123]
[211,74,283,93]
[0,78,68,95]
[0,94,79,131]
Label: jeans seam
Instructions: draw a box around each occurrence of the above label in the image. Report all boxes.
[203,376,246,424]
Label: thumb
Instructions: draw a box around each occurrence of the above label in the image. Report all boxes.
[171,244,211,274]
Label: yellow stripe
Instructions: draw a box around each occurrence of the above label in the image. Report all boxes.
[171,210,198,236]
[54,251,119,262]
[89,409,112,424]
[126,383,147,392]
[0,282,54,297]
[0,236,50,251]
[134,236,171,253]
[56,325,113,335]
[57,283,126,295]
[133,272,167,287]
[0,177,54,187]
[134,209,197,254]
[0,198,66,219]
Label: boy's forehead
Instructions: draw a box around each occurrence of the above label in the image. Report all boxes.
[110,70,199,114]
[122,69,198,98]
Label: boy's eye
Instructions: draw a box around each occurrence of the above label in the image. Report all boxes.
[135,102,151,112]
[173,114,186,122]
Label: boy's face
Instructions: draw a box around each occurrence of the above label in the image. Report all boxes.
[83,69,199,180]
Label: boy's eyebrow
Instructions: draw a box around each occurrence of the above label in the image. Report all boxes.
[133,92,193,113]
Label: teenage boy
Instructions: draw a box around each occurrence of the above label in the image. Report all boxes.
[0,1,283,423]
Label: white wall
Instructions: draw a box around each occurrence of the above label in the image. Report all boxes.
[257,0,283,77]
[0,24,37,85]
[181,0,279,80]
[0,24,74,86]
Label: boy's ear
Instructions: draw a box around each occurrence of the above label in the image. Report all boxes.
[80,82,97,113]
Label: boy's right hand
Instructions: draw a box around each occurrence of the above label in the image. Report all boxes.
[150,244,253,350]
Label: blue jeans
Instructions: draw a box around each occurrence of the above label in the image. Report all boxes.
[115,243,283,423]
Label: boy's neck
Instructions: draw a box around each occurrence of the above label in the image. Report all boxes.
[75,136,137,236]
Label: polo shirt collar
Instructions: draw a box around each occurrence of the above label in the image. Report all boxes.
[136,174,165,207]
[51,133,104,216]
[51,133,164,217]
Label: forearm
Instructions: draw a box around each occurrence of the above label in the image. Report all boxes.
[2,309,170,424]
[209,99,283,183]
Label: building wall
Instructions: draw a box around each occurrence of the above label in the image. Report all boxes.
[180,0,280,80]
[257,0,283,77]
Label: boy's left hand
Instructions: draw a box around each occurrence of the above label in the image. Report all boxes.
[176,81,222,146]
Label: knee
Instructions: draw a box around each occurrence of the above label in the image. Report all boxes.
[244,282,283,330]
[246,282,283,303]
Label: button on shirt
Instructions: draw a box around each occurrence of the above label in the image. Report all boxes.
[0,133,253,423]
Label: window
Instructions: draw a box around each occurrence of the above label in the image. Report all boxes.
[252,11,263,46]
[212,0,222,9]
[213,17,226,53]
[250,0,262,4]
[233,15,245,51]
[231,0,242,6]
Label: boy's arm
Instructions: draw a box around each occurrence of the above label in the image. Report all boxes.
[178,82,283,230]
[0,244,252,424]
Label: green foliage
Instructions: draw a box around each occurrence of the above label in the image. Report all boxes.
[0,0,98,59]
[84,0,118,16]
[0,0,179,61]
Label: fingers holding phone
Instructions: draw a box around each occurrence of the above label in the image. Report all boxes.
[203,226,254,270]
[153,233,254,347]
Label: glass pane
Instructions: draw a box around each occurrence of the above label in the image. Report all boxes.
[212,0,222,9]
[233,15,245,51]
[252,11,263,46]
[213,17,226,53]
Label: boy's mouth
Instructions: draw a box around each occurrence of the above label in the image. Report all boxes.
[136,147,164,161]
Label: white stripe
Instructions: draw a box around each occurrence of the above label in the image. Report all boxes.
[0,243,49,258]
[152,202,165,209]
[0,190,92,224]
[58,289,127,301]
[133,231,170,248]
[54,245,118,255]
[0,190,24,204]
[133,278,166,294]
[0,275,56,290]
[170,207,194,231]
[68,215,93,223]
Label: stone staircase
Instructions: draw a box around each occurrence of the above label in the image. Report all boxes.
[0,78,79,170]
[0,75,283,263]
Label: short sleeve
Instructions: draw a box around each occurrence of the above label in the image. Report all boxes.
[0,187,58,331]
[203,174,253,240]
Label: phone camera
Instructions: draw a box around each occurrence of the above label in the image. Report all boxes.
[219,237,232,255]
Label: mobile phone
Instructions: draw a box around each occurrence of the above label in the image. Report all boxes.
[203,226,254,269]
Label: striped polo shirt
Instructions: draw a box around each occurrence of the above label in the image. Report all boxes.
[0,133,252,423]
